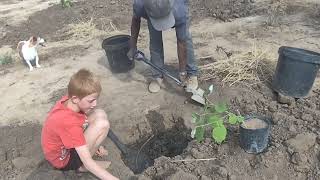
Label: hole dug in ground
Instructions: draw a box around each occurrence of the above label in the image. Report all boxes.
[122,110,192,174]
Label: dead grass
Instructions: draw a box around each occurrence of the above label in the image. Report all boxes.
[66,18,123,40]
[199,43,277,87]
[265,0,288,26]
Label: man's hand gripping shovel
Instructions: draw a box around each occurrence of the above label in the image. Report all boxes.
[133,50,206,105]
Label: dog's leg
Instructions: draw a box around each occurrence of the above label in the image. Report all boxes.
[26,60,34,71]
[35,55,41,68]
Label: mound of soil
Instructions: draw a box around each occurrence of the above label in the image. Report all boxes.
[138,83,320,180]
[190,0,259,22]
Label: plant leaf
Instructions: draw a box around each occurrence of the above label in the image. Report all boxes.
[195,126,205,142]
[208,115,220,124]
[214,119,224,127]
[237,116,245,123]
[212,126,227,144]
[214,102,228,113]
[228,113,238,125]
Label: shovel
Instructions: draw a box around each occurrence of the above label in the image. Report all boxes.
[134,51,206,105]
[107,129,153,174]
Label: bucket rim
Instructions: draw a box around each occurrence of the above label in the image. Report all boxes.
[102,34,130,44]
[102,34,131,51]
[240,115,271,130]
[279,46,320,65]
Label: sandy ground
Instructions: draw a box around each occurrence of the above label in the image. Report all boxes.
[1,0,320,179]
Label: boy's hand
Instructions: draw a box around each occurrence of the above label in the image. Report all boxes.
[95,146,108,157]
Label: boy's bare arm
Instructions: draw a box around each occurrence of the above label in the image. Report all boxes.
[75,145,119,180]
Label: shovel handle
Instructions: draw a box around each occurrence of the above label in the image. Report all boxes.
[135,51,183,86]
[107,130,129,154]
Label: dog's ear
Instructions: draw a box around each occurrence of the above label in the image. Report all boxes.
[30,36,37,45]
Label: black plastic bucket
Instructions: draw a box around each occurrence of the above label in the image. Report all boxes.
[272,46,320,98]
[102,35,134,73]
[239,116,271,154]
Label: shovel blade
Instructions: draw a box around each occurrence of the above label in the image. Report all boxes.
[187,88,205,105]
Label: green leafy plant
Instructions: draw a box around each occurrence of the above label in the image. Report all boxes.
[61,0,72,8]
[191,85,244,144]
[0,53,14,65]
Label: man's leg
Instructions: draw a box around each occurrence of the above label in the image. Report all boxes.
[175,21,198,77]
[148,20,164,78]
[147,20,165,93]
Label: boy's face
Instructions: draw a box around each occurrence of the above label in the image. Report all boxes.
[78,93,99,114]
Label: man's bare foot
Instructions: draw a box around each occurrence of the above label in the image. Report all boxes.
[96,160,111,169]
[95,145,108,157]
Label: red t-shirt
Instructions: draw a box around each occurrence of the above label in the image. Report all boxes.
[41,96,87,168]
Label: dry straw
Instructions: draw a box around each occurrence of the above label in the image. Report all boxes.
[200,42,276,87]
[66,17,123,40]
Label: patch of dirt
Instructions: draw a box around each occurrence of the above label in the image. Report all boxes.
[0,124,42,179]
[1,0,320,179]
[1,0,132,47]
[190,0,261,22]
[138,82,320,180]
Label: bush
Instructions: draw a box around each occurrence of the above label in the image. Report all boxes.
[0,53,13,65]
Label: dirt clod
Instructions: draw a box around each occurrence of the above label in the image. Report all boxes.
[286,133,317,154]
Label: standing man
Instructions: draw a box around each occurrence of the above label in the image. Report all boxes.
[128,0,199,93]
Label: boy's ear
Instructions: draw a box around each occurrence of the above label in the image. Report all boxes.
[70,96,81,104]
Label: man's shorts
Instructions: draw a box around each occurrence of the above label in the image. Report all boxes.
[60,148,83,171]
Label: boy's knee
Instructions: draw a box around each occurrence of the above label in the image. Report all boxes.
[94,109,110,129]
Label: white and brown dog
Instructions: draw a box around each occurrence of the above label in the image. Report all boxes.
[17,36,45,71]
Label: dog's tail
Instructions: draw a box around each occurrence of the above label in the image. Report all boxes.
[17,41,25,59]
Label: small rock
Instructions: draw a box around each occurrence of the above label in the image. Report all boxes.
[223,10,231,14]
[243,159,251,168]
[168,170,198,180]
[301,114,313,122]
[272,112,287,125]
[110,1,116,5]
[0,148,6,161]
[306,101,316,109]
[277,93,295,105]
[291,152,307,165]
[217,166,228,178]
[12,157,30,170]
[137,175,152,180]
[1,32,7,38]
[293,164,310,173]
[244,104,257,114]
[268,101,278,112]
[201,175,211,180]
[317,136,320,144]
[233,14,240,18]
[286,133,317,153]
[228,175,237,180]
[289,125,297,133]
[191,148,204,159]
